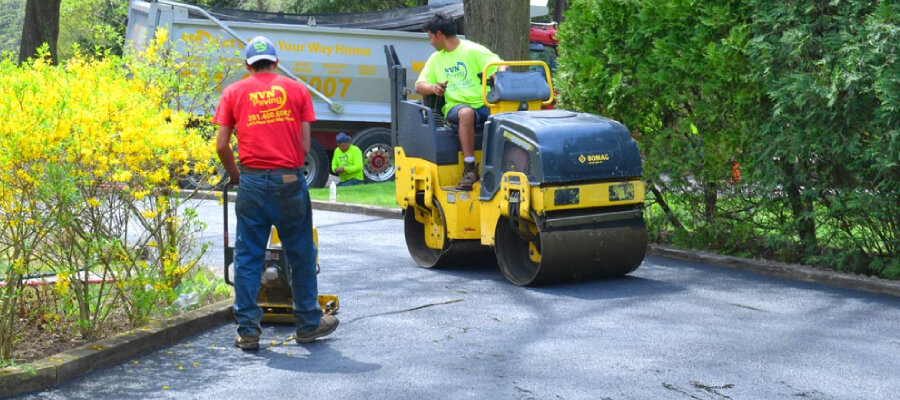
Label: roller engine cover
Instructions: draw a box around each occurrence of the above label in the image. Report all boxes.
[480,110,642,200]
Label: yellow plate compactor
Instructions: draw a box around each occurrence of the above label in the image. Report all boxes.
[223,185,339,323]
[385,46,647,286]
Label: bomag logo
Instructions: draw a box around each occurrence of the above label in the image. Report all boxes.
[249,86,287,113]
[579,153,610,165]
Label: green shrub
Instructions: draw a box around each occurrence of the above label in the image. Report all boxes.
[558,0,898,277]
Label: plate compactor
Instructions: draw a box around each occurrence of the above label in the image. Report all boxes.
[223,186,338,323]
[385,45,647,286]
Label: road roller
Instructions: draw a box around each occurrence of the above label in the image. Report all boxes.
[385,45,647,286]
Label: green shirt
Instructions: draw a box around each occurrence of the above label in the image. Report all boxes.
[331,144,364,182]
[416,40,502,117]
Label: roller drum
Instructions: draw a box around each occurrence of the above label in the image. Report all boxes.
[495,217,647,286]
[404,207,494,269]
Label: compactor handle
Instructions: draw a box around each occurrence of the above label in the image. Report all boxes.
[223,183,234,286]
[481,60,554,107]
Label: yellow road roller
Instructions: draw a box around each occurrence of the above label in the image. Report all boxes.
[385,45,647,286]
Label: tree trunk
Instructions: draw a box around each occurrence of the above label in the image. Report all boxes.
[19,0,61,64]
[703,181,718,223]
[782,162,818,258]
[462,0,529,62]
[554,0,567,23]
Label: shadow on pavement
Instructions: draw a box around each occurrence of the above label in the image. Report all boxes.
[262,339,381,374]
[529,275,687,301]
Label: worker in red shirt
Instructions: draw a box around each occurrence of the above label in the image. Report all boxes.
[214,36,338,350]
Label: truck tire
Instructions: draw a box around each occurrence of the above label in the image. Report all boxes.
[352,127,394,183]
[179,164,226,190]
[304,138,329,188]
[178,173,208,190]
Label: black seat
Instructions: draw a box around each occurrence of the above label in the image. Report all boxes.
[423,95,485,165]
[485,70,551,104]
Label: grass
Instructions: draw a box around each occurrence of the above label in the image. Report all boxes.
[308,181,400,209]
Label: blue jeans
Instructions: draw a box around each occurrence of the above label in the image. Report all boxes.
[233,171,321,337]
[337,178,364,187]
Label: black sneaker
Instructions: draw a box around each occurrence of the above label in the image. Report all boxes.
[295,315,339,343]
[456,162,479,191]
[234,335,260,350]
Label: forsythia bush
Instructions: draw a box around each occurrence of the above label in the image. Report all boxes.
[0,30,229,363]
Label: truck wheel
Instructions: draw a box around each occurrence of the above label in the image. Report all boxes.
[353,127,394,183]
[179,163,224,190]
[178,173,208,190]
[304,139,329,188]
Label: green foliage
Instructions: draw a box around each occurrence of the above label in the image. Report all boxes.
[558,0,754,232]
[57,0,129,59]
[0,0,25,55]
[558,0,899,277]
[743,0,899,267]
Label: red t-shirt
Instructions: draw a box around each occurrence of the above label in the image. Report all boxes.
[213,73,316,169]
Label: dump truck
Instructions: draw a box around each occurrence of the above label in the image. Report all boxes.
[126,0,443,187]
[126,0,554,188]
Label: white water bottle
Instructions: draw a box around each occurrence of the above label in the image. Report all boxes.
[329,180,337,202]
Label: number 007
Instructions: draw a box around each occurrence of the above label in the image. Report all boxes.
[299,76,352,98]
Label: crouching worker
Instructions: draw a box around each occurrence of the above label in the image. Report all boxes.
[331,132,365,186]
[214,36,339,350]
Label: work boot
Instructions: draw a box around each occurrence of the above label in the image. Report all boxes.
[456,162,479,191]
[234,335,260,351]
[295,315,339,343]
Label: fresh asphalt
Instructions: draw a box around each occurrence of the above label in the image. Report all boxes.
[13,199,900,399]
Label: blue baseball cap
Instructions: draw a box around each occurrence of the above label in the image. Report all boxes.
[244,36,278,64]
[336,132,351,143]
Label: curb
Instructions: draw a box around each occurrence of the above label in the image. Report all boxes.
[182,188,899,298]
[0,299,233,398]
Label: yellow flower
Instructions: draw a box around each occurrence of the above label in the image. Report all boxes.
[56,271,70,295]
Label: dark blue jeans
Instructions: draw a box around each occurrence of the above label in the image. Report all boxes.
[233,171,321,337]
[337,178,364,187]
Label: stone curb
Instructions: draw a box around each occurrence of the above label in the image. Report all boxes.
[182,188,899,298]
[0,299,233,398]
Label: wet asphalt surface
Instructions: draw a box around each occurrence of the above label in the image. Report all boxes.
[13,199,900,399]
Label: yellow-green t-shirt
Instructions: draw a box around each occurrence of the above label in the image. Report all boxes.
[331,144,364,182]
[416,40,502,117]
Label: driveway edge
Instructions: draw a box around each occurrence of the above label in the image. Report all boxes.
[0,299,233,398]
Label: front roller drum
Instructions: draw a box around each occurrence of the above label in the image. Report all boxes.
[404,205,494,269]
[403,206,447,268]
[494,218,647,286]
